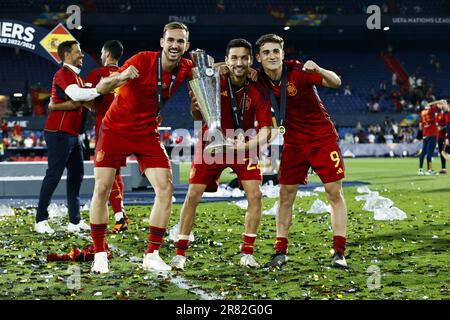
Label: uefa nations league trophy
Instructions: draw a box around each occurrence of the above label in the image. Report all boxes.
[189,49,233,153]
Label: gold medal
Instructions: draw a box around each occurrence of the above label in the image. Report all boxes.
[278,126,285,135]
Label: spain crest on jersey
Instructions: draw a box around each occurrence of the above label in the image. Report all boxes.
[287,81,297,96]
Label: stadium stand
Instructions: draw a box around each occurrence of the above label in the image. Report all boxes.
[1,0,449,14]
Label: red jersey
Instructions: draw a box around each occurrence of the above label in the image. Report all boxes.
[445,111,450,125]
[103,51,193,133]
[420,105,438,137]
[45,66,84,136]
[195,78,272,162]
[436,111,446,139]
[199,79,272,139]
[257,60,338,147]
[218,78,272,132]
[86,65,119,139]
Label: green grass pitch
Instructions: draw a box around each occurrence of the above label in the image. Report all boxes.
[0,158,448,300]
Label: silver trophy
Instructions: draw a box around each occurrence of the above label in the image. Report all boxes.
[189,49,233,153]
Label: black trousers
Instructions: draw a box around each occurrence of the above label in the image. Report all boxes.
[36,131,84,224]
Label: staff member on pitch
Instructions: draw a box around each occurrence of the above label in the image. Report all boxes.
[35,40,99,235]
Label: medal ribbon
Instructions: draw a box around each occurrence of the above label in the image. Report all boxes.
[157,52,178,115]
[227,76,248,130]
[267,64,287,130]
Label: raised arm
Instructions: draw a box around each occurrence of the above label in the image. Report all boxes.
[95,65,140,94]
[303,60,341,89]
[426,99,448,110]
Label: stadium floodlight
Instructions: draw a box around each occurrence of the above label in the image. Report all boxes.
[383,27,390,31]
[76,25,83,30]
[284,26,290,31]
[13,93,23,98]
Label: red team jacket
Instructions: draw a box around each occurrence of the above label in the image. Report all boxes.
[45,66,84,136]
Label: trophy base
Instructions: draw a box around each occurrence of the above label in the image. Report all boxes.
[204,141,234,154]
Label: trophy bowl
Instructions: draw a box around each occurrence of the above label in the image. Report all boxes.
[189,49,233,153]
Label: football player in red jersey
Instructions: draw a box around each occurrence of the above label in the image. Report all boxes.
[170,39,272,270]
[254,34,349,268]
[436,105,447,174]
[36,41,100,235]
[419,99,450,164]
[444,100,450,162]
[418,101,441,175]
[89,22,193,273]
[86,40,130,232]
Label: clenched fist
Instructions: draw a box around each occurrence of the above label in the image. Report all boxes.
[120,65,140,81]
[302,60,322,74]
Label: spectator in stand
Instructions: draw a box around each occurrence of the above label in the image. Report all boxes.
[435,60,441,73]
[344,132,354,144]
[344,84,352,95]
[1,119,7,139]
[368,131,376,144]
[391,72,397,87]
[373,100,380,112]
[425,87,435,101]
[379,80,387,94]
[376,126,386,143]
[37,136,46,147]
[392,120,399,138]
[24,135,34,148]
[162,130,171,146]
[416,76,423,90]
[12,122,22,140]
[369,87,378,101]
[357,129,367,143]
[430,55,442,73]
[408,73,416,92]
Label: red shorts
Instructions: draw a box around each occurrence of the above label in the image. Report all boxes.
[94,124,170,172]
[279,139,345,185]
[189,158,262,192]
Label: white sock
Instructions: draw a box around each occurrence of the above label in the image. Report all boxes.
[114,212,124,221]
[177,234,191,241]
